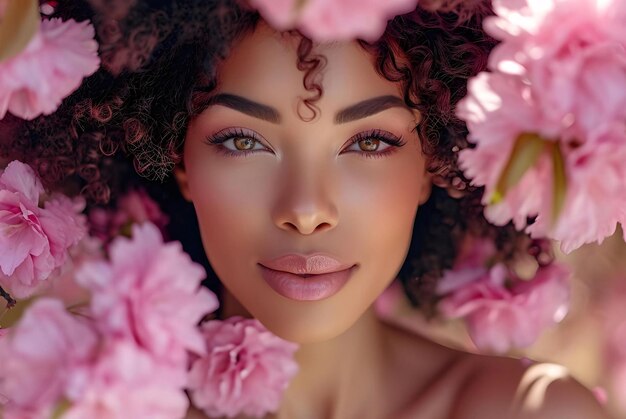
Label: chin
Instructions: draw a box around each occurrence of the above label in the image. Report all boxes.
[243,295,368,344]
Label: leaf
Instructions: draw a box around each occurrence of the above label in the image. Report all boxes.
[0,0,40,63]
[51,399,72,419]
[549,142,567,224]
[491,133,546,204]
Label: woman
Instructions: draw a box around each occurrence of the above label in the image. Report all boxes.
[1,0,611,417]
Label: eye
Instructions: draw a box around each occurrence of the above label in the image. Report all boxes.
[342,129,406,159]
[204,127,270,157]
[225,136,262,152]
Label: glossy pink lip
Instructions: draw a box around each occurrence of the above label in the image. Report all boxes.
[258,254,356,301]
[258,254,354,275]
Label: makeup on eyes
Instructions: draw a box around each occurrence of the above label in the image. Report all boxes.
[203,127,407,159]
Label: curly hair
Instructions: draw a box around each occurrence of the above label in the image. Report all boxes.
[0,0,547,311]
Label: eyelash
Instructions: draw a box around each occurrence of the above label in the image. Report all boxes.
[344,129,406,159]
[203,128,407,159]
[204,128,264,158]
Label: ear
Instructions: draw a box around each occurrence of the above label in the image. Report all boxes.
[173,162,192,202]
[419,169,433,205]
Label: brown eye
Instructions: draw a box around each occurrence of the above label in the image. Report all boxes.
[233,137,256,150]
[358,138,380,152]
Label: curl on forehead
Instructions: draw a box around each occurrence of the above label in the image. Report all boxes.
[192,22,330,123]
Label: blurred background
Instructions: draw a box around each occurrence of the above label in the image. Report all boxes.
[376,228,626,418]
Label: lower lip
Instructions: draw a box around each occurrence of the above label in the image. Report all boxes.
[258,265,355,301]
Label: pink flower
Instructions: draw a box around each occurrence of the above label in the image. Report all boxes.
[0,161,86,299]
[457,0,626,253]
[527,128,626,253]
[188,317,299,418]
[0,18,100,120]
[457,71,561,229]
[76,223,218,365]
[457,72,626,252]
[63,340,189,419]
[40,236,104,307]
[0,299,98,418]
[487,0,626,139]
[438,263,571,353]
[89,188,169,244]
[115,188,169,231]
[249,0,419,42]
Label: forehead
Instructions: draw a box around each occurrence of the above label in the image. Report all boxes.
[214,24,402,117]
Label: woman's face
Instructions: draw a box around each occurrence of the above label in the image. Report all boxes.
[177,24,430,343]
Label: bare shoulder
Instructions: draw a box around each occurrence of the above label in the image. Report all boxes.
[453,354,612,419]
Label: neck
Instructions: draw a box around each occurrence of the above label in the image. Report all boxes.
[220,289,391,419]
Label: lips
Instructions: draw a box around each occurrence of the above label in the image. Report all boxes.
[258,254,356,301]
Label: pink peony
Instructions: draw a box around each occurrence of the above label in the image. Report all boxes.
[438,263,571,353]
[76,223,218,365]
[249,0,420,42]
[0,299,98,418]
[188,317,299,418]
[0,160,86,299]
[0,18,100,120]
[63,340,189,419]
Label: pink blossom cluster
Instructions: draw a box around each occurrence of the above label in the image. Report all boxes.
[457,0,626,253]
[436,236,571,353]
[88,187,169,245]
[248,0,420,42]
[0,223,218,418]
[188,317,300,418]
[0,17,100,120]
[0,160,87,299]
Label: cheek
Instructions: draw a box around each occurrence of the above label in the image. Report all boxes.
[340,155,424,261]
[183,152,276,281]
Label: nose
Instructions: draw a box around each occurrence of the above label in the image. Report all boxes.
[271,162,339,235]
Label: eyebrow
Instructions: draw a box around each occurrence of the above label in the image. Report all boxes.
[207,93,281,123]
[205,93,408,124]
[335,95,407,124]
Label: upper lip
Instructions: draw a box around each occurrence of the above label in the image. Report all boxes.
[259,253,354,275]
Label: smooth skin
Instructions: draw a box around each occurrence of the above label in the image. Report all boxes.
[176,24,611,419]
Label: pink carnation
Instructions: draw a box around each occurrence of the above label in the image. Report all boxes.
[0,18,100,120]
[63,340,189,419]
[0,161,86,299]
[40,236,104,307]
[0,299,98,418]
[249,0,419,42]
[526,128,626,252]
[487,0,626,138]
[457,0,626,252]
[76,223,218,365]
[438,263,571,353]
[89,188,169,244]
[188,317,299,418]
[458,72,626,252]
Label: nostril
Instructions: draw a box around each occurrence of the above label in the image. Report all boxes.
[283,221,333,235]
[315,222,333,232]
